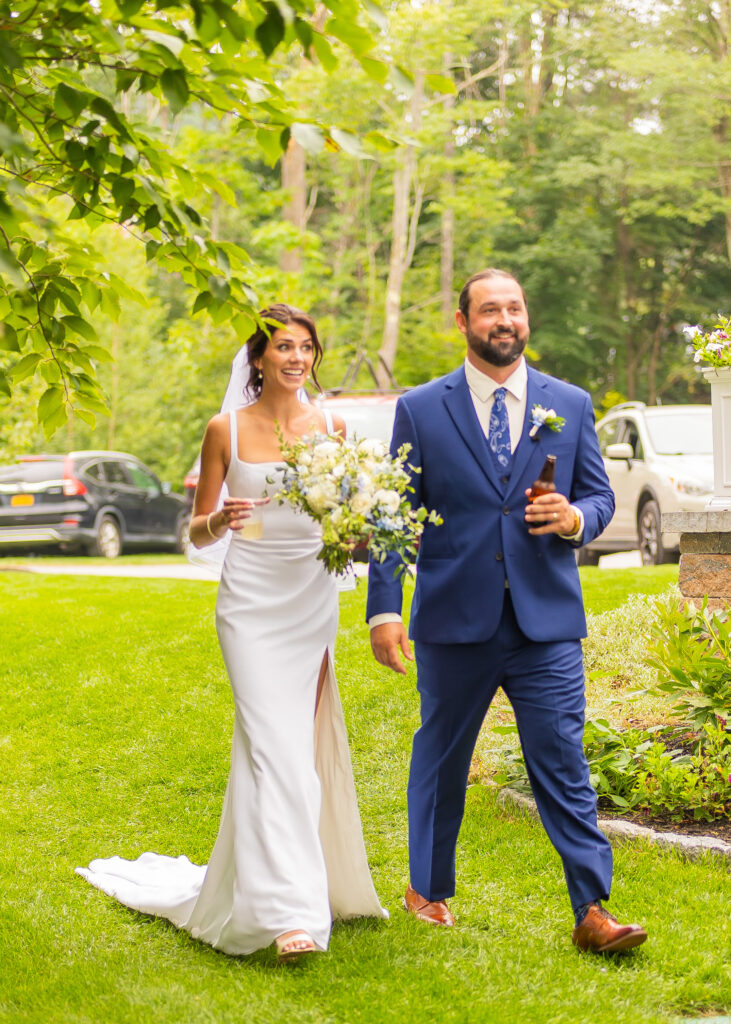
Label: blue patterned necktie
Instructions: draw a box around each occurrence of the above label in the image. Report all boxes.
[488,387,512,470]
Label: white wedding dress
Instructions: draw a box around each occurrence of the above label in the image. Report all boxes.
[77,410,386,954]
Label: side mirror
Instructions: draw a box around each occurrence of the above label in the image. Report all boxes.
[605,442,634,461]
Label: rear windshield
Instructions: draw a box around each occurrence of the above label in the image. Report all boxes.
[645,410,713,456]
[0,461,65,484]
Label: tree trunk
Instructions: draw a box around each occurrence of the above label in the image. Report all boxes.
[281,138,306,273]
[440,56,456,330]
[617,217,636,400]
[377,73,424,386]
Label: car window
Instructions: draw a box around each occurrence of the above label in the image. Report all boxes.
[619,420,644,460]
[597,420,621,455]
[82,461,104,481]
[125,462,160,491]
[0,460,64,484]
[102,461,129,485]
[644,409,713,456]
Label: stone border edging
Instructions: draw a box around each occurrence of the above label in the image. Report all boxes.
[497,787,731,863]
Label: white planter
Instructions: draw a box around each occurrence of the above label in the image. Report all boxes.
[701,365,731,510]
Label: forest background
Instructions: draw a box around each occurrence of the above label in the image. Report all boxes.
[1,0,729,488]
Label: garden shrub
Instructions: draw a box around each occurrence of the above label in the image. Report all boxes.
[493,592,731,823]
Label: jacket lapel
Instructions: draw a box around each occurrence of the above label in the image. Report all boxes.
[507,368,556,498]
[442,367,504,496]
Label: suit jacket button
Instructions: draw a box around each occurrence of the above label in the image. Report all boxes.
[495,552,504,561]
[501,476,509,484]
[503,506,510,515]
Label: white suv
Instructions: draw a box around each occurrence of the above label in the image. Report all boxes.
[580,403,713,565]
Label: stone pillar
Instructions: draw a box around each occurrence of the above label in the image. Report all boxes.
[663,510,731,611]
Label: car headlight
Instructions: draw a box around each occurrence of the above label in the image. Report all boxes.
[670,477,712,496]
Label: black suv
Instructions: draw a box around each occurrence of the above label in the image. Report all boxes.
[0,451,190,558]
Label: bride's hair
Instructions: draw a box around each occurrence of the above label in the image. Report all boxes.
[246,304,323,397]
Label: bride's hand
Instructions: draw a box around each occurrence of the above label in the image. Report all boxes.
[220,497,270,532]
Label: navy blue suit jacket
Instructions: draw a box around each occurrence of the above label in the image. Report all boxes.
[366,364,614,644]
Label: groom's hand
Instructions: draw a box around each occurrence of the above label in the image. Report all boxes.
[524,488,577,535]
[370,623,413,675]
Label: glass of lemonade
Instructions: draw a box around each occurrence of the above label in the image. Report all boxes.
[239,500,264,540]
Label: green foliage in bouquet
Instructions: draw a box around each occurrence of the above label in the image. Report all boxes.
[273,432,442,575]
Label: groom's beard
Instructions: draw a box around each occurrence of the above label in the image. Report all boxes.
[466,324,528,367]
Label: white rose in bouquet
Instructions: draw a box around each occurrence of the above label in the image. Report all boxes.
[374,489,401,515]
[357,438,388,458]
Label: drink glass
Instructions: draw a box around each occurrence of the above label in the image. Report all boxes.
[239,500,264,540]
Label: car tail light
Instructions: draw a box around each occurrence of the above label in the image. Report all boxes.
[184,473,199,489]
[62,456,87,496]
[63,516,81,525]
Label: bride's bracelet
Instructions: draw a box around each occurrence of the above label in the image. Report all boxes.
[206,511,221,540]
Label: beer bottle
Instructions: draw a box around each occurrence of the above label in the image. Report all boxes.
[528,455,556,526]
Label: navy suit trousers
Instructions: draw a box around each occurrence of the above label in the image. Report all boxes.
[409,591,613,910]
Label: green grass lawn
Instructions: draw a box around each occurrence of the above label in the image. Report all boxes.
[1,568,729,1024]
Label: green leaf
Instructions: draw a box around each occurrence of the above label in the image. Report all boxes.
[54,84,88,120]
[112,177,135,206]
[361,0,388,31]
[255,127,285,165]
[142,29,186,58]
[207,276,230,303]
[326,18,374,55]
[329,127,373,160]
[389,64,414,97]
[255,3,285,57]
[160,69,190,114]
[81,344,113,363]
[310,32,337,73]
[37,385,65,424]
[290,122,325,154]
[194,2,221,44]
[0,369,10,398]
[74,392,109,415]
[425,73,456,95]
[0,37,22,70]
[74,408,97,427]
[115,68,138,93]
[11,352,42,382]
[42,402,68,437]
[61,315,98,342]
[0,324,20,352]
[357,56,388,84]
[192,290,213,314]
[115,0,144,15]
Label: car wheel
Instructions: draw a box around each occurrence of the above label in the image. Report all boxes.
[175,514,191,555]
[576,547,601,566]
[91,515,122,559]
[637,499,672,566]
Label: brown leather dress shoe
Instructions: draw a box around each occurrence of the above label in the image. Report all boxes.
[572,903,647,953]
[403,885,455,926]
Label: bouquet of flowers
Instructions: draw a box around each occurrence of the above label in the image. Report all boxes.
[683,316,731,368]
[274,433,442,575]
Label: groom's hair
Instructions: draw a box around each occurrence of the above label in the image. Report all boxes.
[458,269,528,319]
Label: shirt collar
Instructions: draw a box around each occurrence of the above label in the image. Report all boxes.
[464,356,527,403]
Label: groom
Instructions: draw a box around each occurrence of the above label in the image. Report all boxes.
[367,268,647,953]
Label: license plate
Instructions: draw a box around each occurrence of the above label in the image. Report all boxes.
[11,494,34,507]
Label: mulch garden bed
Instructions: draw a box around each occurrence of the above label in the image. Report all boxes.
[604,810,731,843]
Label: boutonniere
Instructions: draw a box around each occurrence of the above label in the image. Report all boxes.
[529,404,566,440]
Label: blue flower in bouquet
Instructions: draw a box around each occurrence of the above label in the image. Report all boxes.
[273,431,442,575]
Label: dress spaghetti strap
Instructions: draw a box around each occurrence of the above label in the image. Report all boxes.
[323,408,335,435]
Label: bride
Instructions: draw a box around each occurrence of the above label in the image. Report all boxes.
[77,304,387,962]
